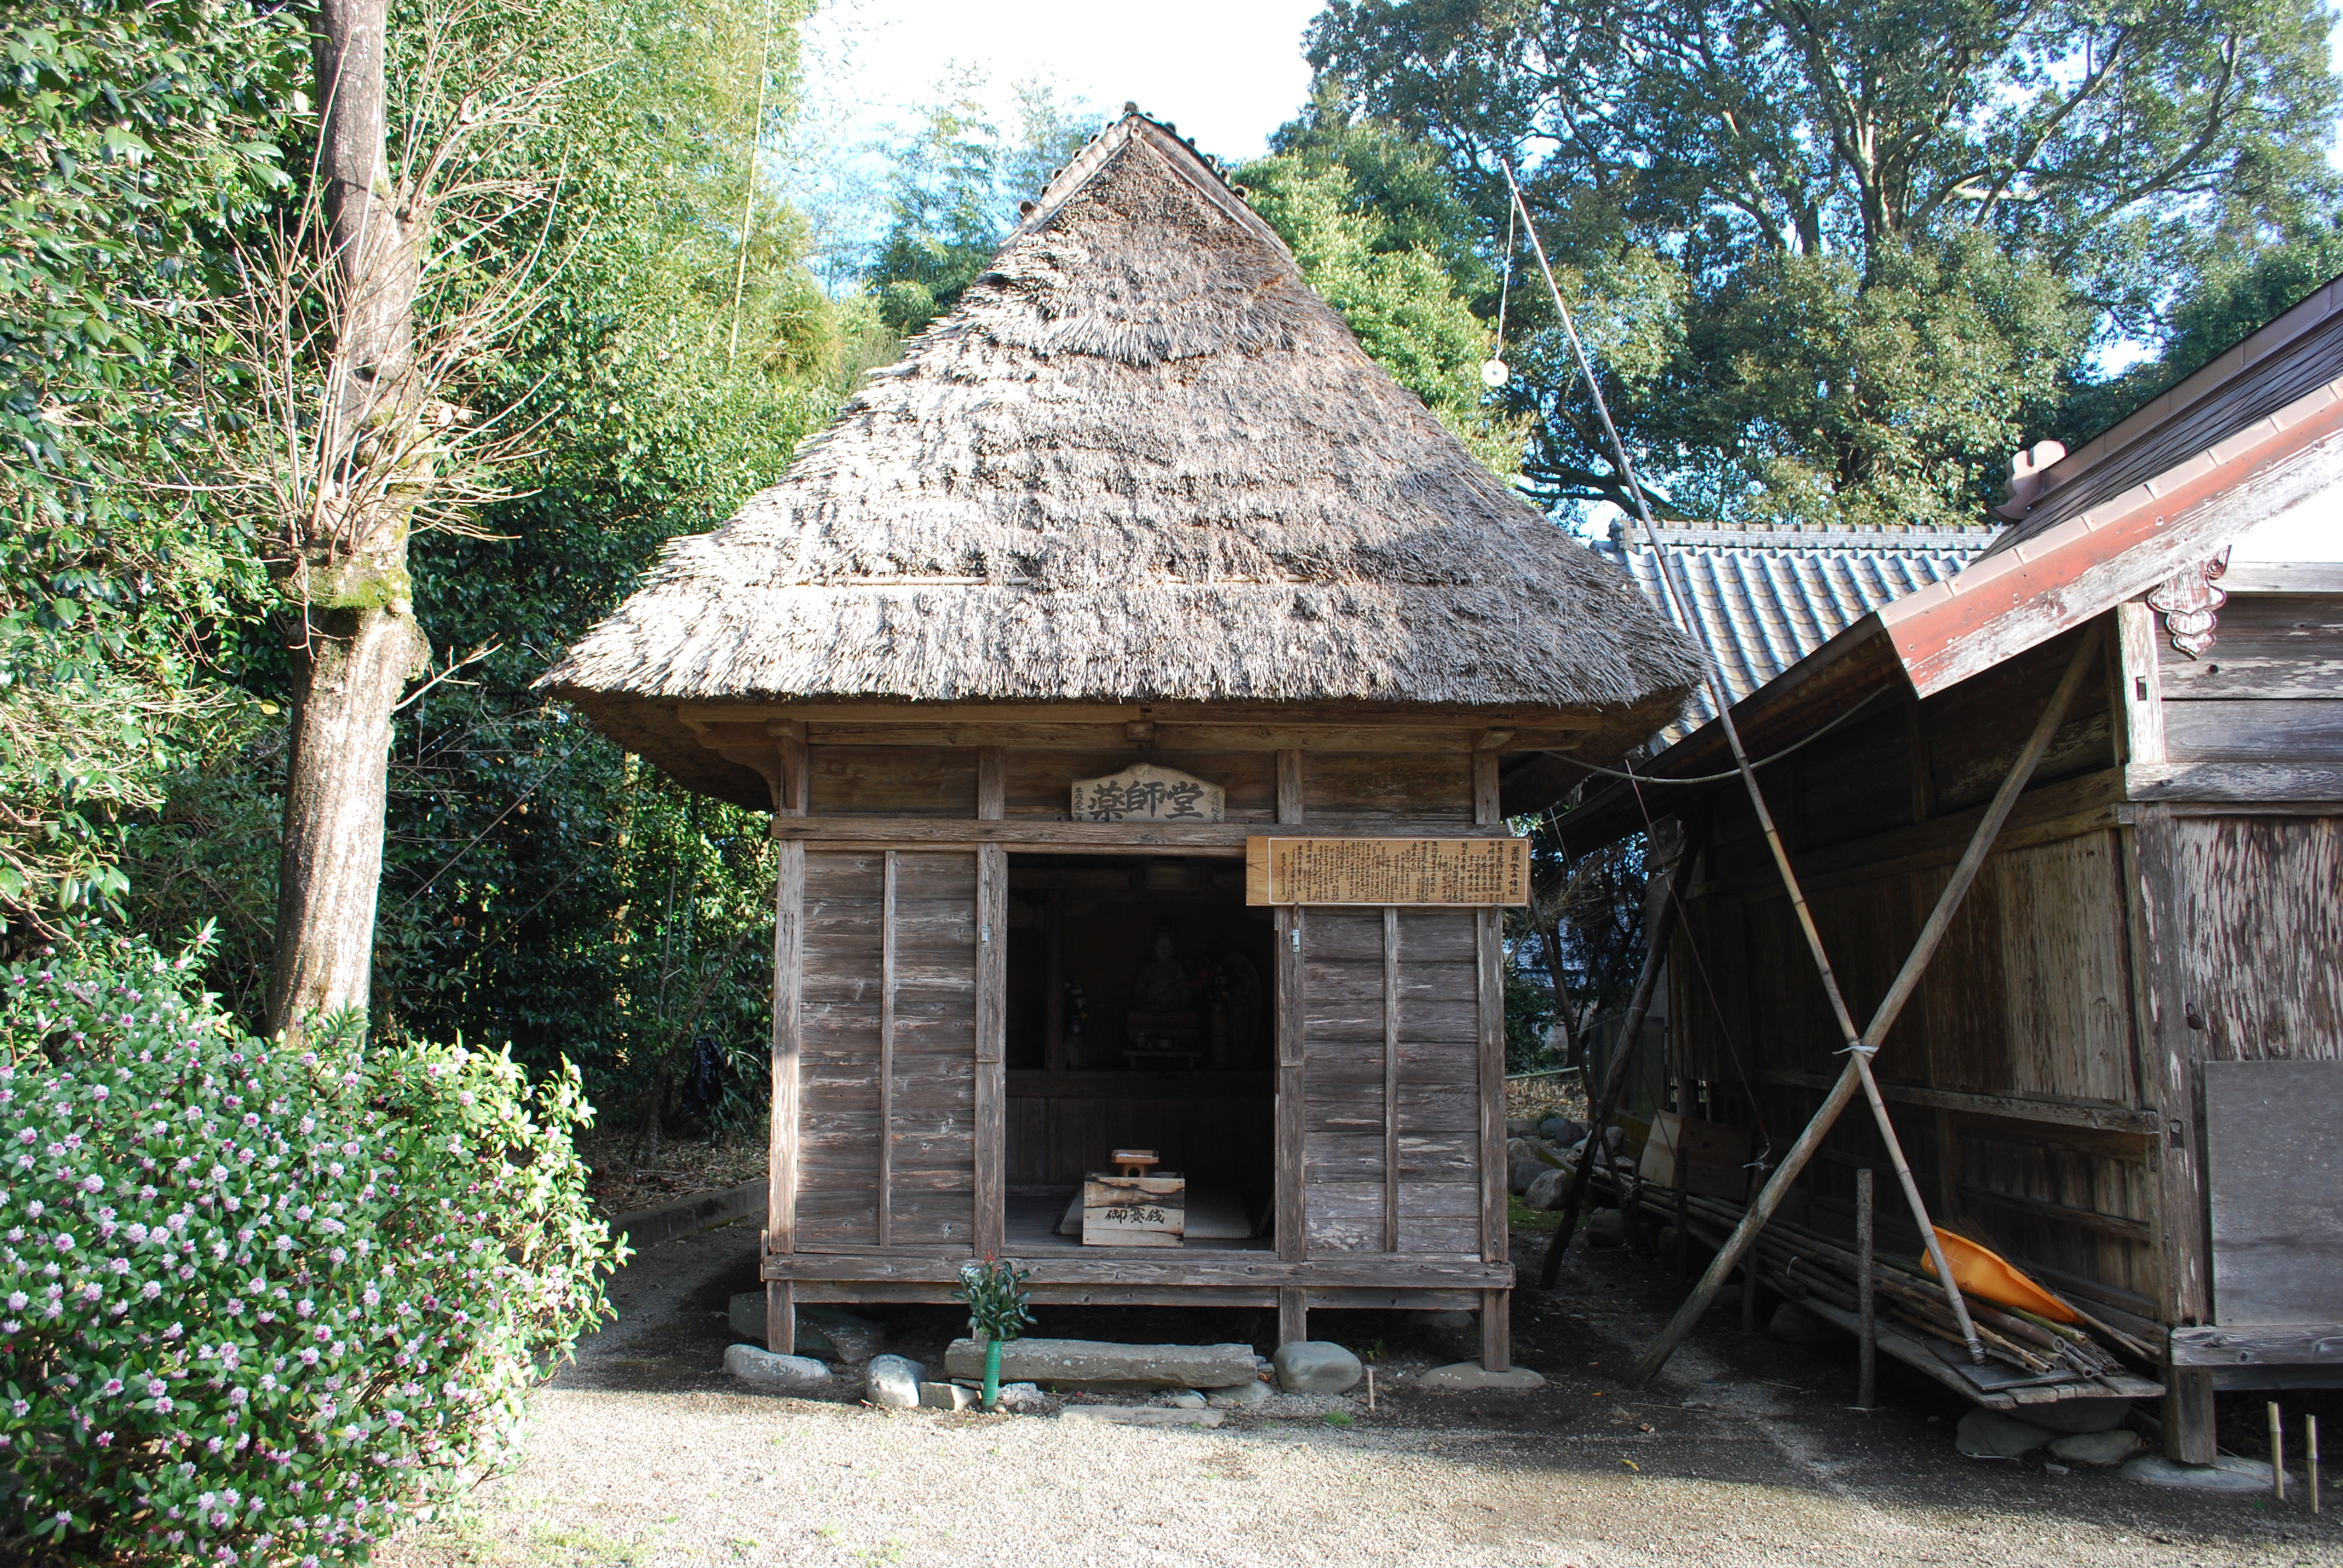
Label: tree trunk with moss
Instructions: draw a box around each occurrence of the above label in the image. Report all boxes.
[266,0,431,1036]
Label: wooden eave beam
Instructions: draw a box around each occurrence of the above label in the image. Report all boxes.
[677,709,1596,758]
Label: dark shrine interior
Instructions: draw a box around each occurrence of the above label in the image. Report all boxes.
[1003,855,1276,1249]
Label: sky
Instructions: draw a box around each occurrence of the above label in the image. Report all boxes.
[784,0,1331,282]
[798,0,1327,170]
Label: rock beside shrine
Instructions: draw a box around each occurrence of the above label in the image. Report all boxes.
[1415,1362,1546,1391]
[1539,1117,1587,1146]
[1955,1410,2054,1458]
[943,1337,1259,1391]
[1506,1137,1565,1195]
[863,1354,925,1409]
[1586,1208,1626,1247]
[1058,1405,1225,1428]
[1164,1388,1208,1408]
[1272,1341,1362,1394]
[2049,1429,2142,1466]
[1524,1168,1570,1210]
[917,1381,978,1411]
[1767,1301,1843,1344]
[723,1345,832,1390]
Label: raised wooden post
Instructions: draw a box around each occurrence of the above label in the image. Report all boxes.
[764,731,807,1354]
[1279,1286,1308,1348]
[1274,750,1306,1309]
[1856,1167,1876,1410]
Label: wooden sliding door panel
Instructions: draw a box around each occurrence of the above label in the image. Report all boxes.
[1298,906,1486,1257]
[794,849,979,1253]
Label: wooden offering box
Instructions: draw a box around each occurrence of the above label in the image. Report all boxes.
[1083,1173,1186,1247]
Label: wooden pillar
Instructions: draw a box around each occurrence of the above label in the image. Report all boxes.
[1275,750,1306,1275]
[1381,907,1400,1253]
[1276,904,1306,1269]
[973,750,1006,1258]
[764,722,807,1354]
[2119,609,2209,1460]
[1473,753,1510,1367]
[877,849,897,1249]
[1279,1286,1308,1348]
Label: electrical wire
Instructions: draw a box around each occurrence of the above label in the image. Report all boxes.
[1539,684,1896,786]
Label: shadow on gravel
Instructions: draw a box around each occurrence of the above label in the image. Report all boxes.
[549,1210,2342,1562]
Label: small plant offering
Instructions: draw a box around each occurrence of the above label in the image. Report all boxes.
[952,1256,1033,1410]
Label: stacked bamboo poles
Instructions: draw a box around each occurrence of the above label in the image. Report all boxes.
[1587,1161,2140,1388]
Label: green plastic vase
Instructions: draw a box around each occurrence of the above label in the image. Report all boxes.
[982,1339,1003,1410]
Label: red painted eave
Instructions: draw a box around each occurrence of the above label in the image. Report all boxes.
[1880,378,2343,697]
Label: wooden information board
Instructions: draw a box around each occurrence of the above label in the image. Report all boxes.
[1244,836,1530,906]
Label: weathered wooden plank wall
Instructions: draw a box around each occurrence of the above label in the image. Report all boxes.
[796,850,978,1252]
[2168,814,2342,1062]
[1299,907,1484,1255]
[1664,625,2161,1331]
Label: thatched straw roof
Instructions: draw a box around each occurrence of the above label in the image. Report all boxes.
[543,109,1698,794]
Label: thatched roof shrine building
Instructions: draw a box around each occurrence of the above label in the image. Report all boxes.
[546,108,1699,1368]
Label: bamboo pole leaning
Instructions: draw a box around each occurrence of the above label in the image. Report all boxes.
[1496,158,1988,1368]
[1624,627,2103,1385]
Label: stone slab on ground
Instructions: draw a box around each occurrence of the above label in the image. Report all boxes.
[2048,1429,2142,1466]
[1955,1410,2054,1458]
[1415,1362,1547,1392]
[2122,1454,2280,1492]
[1206,1379,1270,1408]
[1273,1341,1363,1394]
[1057,1405,1225,1428]
[918,1381,978,1411]
[944,1337,1258,1391]
[722,1345,830,1390]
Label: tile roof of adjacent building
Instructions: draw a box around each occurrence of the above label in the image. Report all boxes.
[1598,523,2002,745]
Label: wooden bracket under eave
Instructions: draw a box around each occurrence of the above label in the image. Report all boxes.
[687,716,808,815]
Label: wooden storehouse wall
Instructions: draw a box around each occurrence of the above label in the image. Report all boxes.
[1663,625,2168,1337]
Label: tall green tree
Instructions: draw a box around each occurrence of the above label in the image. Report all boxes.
[1306,0,2340,526]
[128,0,844,1122]
[0,0,301,926]
[864,76,1098,335]
[1239,117,1524,473]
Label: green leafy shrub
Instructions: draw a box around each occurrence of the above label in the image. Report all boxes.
[0,926,623,1563]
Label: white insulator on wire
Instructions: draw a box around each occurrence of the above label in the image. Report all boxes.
[1480,358,1510,388]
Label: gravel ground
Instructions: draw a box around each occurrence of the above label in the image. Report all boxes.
[377,1218,2343,1568]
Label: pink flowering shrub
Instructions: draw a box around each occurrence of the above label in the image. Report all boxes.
[0,928,625,1563]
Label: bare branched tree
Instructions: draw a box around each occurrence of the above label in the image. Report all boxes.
[198,0,578,1034]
